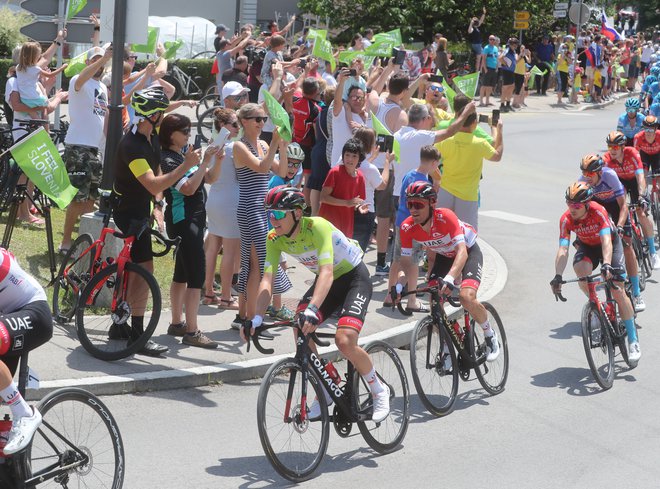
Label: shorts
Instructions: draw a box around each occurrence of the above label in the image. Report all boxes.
[594,85,602,96]
[22,96,48,108]
[628,65,639,79]
[297,262,372,333]
[639,150,660,173]
[428,242,483,290]
[501,70,515,86]
[482,68,497,88]
[620,177,640,202]
[471,43,483,55]
[0,300,53,375]
[394,225,423,262]
[513,73,525,95]
[374,168,395,219]
[301,144,313,174]
[353,210,375,252]
[166,214,206,289]
[573,235,625,279]
[436,187,479,231]
[64,144,102,202]
[113,211,152,264]
[586,66,595,79]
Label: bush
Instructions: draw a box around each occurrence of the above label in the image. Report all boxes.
[0,7,29,58]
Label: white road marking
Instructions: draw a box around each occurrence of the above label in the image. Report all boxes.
[558,112,595,116]
[479,210,547,224]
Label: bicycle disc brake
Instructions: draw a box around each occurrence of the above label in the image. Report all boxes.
[457,354,471,381]
[332,404,352,437]
[110,301,131,325]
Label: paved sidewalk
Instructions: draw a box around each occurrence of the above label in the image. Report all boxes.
[27,239,507,400]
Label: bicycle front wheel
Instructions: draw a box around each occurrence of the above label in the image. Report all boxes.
[355,340,409,454]
[470,302,509,395]
[52,233,94,323]
[581,303,614,389]
[196,93,220,119]
[257,358,329,483]
[196,106,217,143]
[410,316,458,417]
[632,234,648,291]
[76,262,161,361]
[25,387,125,488]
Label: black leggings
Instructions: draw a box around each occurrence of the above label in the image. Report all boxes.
[559,71,569,96]
[166,215,206,289]
[513,73,525,95]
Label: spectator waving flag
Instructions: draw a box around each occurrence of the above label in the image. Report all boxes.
[132,26,159,54]
[452,72,479,99]
[262,90,292,141]
[312,37,335,72]
[601,11,623,42]
[66,0,87,19]
[8,128,78,209]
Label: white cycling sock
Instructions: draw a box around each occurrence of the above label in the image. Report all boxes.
[363,368,385,396]
[0,383,32,419]
[480,320,493,336]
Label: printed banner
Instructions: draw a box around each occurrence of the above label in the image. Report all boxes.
[312,37,335,72]
[365,40,394,57]
[66,0,87,20]
[370,111,401,162]
[131,26,160,54]
[9,128,78,209]
[373,29,402,46]
[452,72,479,99]
[262,90,292,141]
[307,28,327,41]
[64,50,88,78]
[337,51,376,68]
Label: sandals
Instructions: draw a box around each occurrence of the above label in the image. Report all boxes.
[21,215,45,227]
[219,297,239,310]
[201,294,221,305]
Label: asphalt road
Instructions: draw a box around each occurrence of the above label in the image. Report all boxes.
[93,99,660,488]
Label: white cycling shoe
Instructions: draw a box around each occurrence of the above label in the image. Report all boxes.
[486,331,500,362]
[371,384,391,423]
[628,341,641,363]
[3,407,42,455]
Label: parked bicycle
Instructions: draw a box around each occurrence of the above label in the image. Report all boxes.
[162,63,204,101]
[0,352,125,488]
[393,280,508,417]
[554,273,637,389]
[245,317,410,482]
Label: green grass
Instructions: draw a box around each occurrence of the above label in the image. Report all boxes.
[0,207,175,307]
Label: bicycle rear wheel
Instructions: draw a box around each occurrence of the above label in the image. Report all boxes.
[651,193,660,241]
[470,302,509,395]
[76,262,161,361]
[410,316,458,417]
[196,93,220,120]
[257,358,329,482]
[162,75,182,100]
[25,387,124,488]
[355,340,409,454]
[196,106,216,143]
[581,303,614,389]
[52,233,94,324]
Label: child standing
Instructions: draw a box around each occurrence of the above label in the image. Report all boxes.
[593,64,604,103]
[16,42,67,120]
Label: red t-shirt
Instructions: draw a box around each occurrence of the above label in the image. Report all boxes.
[318,165,366,238]
[602,147,644,181]
[400,208,477,258]
[559,201,614,247]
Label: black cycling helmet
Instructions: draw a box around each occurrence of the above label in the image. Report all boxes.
[131,87,170,117]
[580,154,604,173]
[265,185,307,211]
[405,181,436,203]
[605,130,626,146]
[642,115,658,129]
[565,181,593,203]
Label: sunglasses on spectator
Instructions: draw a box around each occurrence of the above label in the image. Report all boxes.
[268,210,291,220]
[349,95,365,101]
[644,128,656,133]
[244,116,268,123]
[178,127,191,135]
[231,93,248,101]
[128,55,138,60]
[406,201,428,210]
[566,202,584,209]
[288,161,302,167]
[607,144,622,150]
[429,85,444,93]
[223,121,239,128]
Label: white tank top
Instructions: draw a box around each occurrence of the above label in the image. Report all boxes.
[371,99,400,170]
[0,248,47,313]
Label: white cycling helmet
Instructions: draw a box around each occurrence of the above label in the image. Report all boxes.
[287,143,305,161]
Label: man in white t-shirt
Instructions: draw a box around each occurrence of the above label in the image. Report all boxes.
[59,46,112,252]
[330,69,369,167]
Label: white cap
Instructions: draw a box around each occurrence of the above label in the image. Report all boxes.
[222,81,250,100]
[87,46,106,59]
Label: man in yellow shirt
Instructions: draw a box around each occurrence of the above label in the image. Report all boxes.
[436,94,504,230]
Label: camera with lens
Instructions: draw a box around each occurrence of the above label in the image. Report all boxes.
[245,46,267,65]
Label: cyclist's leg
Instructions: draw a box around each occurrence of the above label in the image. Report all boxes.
[610,239,637,342]
[572,242,598,295]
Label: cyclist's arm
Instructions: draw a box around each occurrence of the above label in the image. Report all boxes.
[616,195,628,227]
[554,244,569,276]
[254,271,275,319]
[600,232,613,266]
[447,242,468,281]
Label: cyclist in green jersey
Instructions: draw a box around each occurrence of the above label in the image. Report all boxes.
[241,186,390,422]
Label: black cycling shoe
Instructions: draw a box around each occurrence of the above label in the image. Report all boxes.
[129,339,169,357]
[108,323,131,340]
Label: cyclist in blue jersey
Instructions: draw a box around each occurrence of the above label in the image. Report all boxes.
[640,75,658,108]
[617,98,645,146]
[649,93,660,118]
[578,154,645,312]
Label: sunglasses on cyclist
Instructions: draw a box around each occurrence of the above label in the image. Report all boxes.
[582,170,598,177]
[566,201,585,209]
[288,161,302,168]
[268,210,291,220]
[406,200,428,210]
[626,109,638,114]
[607,144,622,150]
[244,116,268,123]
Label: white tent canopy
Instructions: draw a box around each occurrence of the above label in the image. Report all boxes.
[145,16,217,59]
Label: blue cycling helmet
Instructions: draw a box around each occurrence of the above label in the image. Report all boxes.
[651,66,660,77]
[625,98,641,110]
[646,75,658,86]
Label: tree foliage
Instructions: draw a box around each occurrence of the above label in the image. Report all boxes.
[0,7,30,58]
[300,0,567,47]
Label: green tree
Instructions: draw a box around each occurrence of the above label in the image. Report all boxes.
[0,7,29,58]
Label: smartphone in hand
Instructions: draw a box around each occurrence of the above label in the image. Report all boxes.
[491,109,500,126]
[392,48,406,66]
[348,68,357,76]
[193,134,203,150]
[429,74,444,84]
[478,114,490,124]
[376,134,394,153]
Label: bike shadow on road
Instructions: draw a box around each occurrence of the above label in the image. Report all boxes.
[530,365,636,396]
[408,387,491,423]
[548,321,582,340]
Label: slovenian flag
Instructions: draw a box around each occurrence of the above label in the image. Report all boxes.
[601,11,623,42]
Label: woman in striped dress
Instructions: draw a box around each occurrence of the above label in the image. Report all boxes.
[233,103,291,328]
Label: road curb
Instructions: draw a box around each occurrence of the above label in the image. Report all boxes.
[27,238,508,400]
[577,91,637,112]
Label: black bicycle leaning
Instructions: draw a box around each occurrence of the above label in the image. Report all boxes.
[393,281,508,417]
[0,353,125,488]
[245,318,410,482]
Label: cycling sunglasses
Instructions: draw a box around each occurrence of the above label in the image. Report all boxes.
[268,210,291,220]
[626,109,638,114]
[582,170,598,177]
[607,144,622,150]
[244,116,269,123]
[566,201,585,209]
[406,200,428,210]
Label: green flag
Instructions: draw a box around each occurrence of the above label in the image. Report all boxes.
[528,65,548,89]
[312,37,335,72]
[452,72,479,99]
[9,128,78,209]
[163,40,184,60]
[64,50,88,77]
[370,111,400,162]
[132,26,160,54]
[262,90,292,142]
[338,51,375,68]
[66,0,87,19]
[374,29,402,46]
[365,40,394,57]
[307,28,327,41]
[442,77,457,109]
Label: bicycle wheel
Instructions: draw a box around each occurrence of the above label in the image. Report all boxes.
[409,316,458,417]
[191,50,216,59]
[196,106,216,143]
[196,93,220,119]
[651,194,660,240]
[25,387,124,488]
[580,303,614,389]
[52,233,94,324]
[76,262,161,361]
[355,340,409,454]
[470,302,509,395]
[162,75,182,100]
[257,358,329,482]
[631,236,647,291]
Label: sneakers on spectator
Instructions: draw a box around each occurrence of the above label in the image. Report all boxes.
[633,295,646,313]
[167,321,187,336]
[652,253,660,270]
[3,407,42,455]
[276,305,295,321]
[182,330,219,349]
[372,384,391,423]
[375,264,390,276]
[265,305,279,318]
[230,314,244,330]
[485,331,500,362]
[628,341,641,363]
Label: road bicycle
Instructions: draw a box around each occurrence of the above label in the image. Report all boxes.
[196,105,218,143]
[554,273,637,390]
[627,202,653,290]
[162,63,204,101]
[245,317,410,482]
[393,281,508,417]
[55,205,179,361]
[0,352,124,488]
[649,171,660,240]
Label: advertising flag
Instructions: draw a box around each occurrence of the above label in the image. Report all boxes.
[262,90,292,141]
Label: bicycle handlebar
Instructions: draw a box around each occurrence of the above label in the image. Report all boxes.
[553,273,620,302]
[244,319,331,354]
[112,223,181,259]
[391,281,461,317]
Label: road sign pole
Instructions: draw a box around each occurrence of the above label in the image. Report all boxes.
[571,0,582,103]
[54,0,65,131]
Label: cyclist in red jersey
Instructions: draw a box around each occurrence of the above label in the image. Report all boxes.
[633,115,660,173]
[550,183,640,363]
[603,131,660,269]
[391,181,500,362]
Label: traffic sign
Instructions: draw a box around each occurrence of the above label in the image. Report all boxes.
[554,2,569,9]
[553,10,568,18]
[21,21,94,43]
[513,21,530,30]
[514,11,530,21]
[569,3,591,25]
[21,0,100,18]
